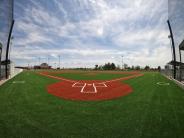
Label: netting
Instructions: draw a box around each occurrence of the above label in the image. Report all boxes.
[168,0,184,61]
[167,0,184,81]
[0,0,14,79]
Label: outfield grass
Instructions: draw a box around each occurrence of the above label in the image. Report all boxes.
[0,71,184,138]
[52,72,131,80]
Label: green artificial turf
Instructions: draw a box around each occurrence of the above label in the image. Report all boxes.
[0,71,184,138]
[53,72,131,80]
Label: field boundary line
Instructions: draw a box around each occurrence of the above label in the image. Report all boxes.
[103,73,144,83]
[39,72,143,86]
[39,72,76,83]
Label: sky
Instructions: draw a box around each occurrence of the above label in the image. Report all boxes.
[10,0,174,68]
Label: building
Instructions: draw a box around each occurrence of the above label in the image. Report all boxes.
[34,63,51,69]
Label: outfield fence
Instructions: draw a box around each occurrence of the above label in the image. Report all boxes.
[161,68,184,83]
[10,68,23,78]
[0,66,23,86]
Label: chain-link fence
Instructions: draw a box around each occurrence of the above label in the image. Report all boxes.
[0,0,14,79]
[164,0,184,82]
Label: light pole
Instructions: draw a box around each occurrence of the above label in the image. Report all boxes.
[54,62,57,69]
[47,56,49,65]
[38,57,41,65]
[58,55,61,69]
[121,55,124,70]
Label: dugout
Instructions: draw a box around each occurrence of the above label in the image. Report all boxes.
[167,60,184,81]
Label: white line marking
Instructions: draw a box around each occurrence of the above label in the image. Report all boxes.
[93,83,97,93]
[12,81,25,84]
[157,82,170,86]
[103,83,107,87]
[81,83,87,92]
[72,82,107,93]
[39,73,76,83]
[80,83,97,93]
[40,72,143,85]
[72,82,86,87]
[40,72,143,93]
[72,82,79,87]
[95,83,107,87]
[103,74,143,83]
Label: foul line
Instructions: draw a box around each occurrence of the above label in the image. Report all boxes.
[103,73,144,83]
[39,72,76,83]
[39,72,143,94]
[40,72,143,84]
[39,72,143,93]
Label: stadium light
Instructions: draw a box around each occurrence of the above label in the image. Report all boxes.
[121,55,124,70]
[58,55,61,69]
[47,56,49,65]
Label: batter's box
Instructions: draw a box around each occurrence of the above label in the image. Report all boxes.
[72,82,107,93]
[72,82,85,87]
[94,83,107,87]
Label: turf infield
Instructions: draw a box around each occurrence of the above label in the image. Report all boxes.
[0,71,184,137]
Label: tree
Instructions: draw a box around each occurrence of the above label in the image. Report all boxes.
[102,62,116,70]
[144,65,150,70]
[158,66,161,72]
[135,65,140,70]
[98,65,103,70]
[111,63,116,70]
[94,64,98,70]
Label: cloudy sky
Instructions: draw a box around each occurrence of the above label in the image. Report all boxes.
[11,0,172,68]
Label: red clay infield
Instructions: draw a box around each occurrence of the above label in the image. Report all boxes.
[39,72,143,101]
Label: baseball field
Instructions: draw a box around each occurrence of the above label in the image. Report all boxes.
[0,70,184,138]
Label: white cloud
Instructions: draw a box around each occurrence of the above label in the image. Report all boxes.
[12,0,171,68]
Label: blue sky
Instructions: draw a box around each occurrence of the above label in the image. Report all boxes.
[11,0,175,68]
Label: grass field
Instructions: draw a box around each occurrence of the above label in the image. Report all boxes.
[0,71,184,138]
[52,72,131,80]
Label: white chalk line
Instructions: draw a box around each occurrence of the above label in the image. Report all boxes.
[40,72,142,84]
[12,81,25,84]
[103,74,143,83]
[93,83,97,93]
[39,72,143,93]
[39,73,76,83]
[40,73,107,93]
[72,82,107,93]
[72,82,82,87]
[157,82,170,86]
